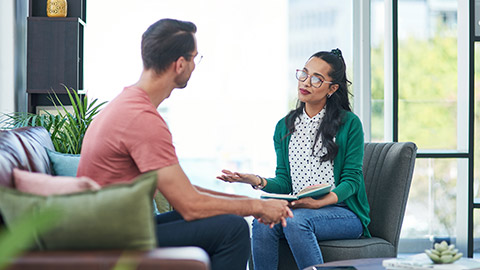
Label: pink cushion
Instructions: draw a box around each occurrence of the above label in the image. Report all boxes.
[13,168,101,196]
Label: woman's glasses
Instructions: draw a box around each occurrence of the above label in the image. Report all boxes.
[296,69,333,88]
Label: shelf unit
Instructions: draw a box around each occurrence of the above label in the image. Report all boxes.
[26,0,86,113]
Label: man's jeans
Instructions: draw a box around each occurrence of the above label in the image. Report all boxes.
[155,211,250,270]
[252,204,363,270]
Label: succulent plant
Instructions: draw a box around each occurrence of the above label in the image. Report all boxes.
[425,241,463,264]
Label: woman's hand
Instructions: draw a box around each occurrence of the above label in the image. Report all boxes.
[289,192,339,209]
[289,197,322,209]
[216,170,261,186]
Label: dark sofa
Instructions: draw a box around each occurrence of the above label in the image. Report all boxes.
[0,126,210,270]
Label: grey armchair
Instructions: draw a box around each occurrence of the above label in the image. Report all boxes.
[277,142,417,269]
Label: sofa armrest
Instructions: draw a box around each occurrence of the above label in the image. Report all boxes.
[6,247,210,270]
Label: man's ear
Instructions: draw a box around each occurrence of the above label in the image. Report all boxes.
[174,56,187,74]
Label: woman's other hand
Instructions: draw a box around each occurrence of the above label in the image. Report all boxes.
[289,197,321,209]
[216,170,260,186]
[289,192,338,209]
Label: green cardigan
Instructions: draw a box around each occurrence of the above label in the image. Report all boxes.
[263,110,371,237]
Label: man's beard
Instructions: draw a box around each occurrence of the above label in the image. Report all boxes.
[174,72,190,89]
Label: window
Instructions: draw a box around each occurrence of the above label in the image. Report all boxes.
[371,0,461,254]
[474,40,480,255]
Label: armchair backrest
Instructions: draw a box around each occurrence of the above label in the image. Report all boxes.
[362,142,417,253]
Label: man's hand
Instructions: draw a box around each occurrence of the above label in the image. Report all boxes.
[256,199,293,228]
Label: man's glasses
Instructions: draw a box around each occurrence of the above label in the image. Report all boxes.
[296,69,333,88]
[193,54,203,65]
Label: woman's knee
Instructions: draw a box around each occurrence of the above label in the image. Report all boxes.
[283,213,312,233]
[252,219,285,242]
[252,219,270,237]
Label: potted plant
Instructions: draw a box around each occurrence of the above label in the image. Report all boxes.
[0,86,106,154]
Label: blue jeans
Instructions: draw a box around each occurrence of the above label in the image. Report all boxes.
[155,211,250,270]
[252,205,363,270]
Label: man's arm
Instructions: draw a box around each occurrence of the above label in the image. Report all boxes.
[155,164,292,225]
[194,185,248,199]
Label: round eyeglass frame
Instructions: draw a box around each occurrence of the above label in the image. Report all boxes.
[295,69,333,88]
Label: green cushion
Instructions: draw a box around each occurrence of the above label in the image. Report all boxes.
[0,171,158,250]
[154,191,173,214]
[46,148,80,177]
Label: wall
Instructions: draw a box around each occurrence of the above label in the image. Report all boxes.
[0,0,28,115]
[0,0,15,114]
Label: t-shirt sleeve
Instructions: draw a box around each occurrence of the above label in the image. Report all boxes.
[126,110,179,173]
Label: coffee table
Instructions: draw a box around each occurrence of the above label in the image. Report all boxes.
[305,257,393,270]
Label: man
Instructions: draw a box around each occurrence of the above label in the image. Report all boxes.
[77,18,292,270]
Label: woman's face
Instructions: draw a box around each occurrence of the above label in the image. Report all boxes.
[297,57,338,108]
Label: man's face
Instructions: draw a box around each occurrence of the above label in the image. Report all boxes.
[174,35,198,89]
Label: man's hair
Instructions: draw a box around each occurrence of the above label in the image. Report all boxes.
[141,18,197,74]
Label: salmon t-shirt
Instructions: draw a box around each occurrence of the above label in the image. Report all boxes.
[77,86,178,186]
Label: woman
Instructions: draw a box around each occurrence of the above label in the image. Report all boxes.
[217,49,371,270]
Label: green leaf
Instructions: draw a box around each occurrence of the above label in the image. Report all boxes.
[1,87,105,154]
[0,207,61,269]
[111,252,140,270]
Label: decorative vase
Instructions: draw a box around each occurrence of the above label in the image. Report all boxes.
[47,0,67,18]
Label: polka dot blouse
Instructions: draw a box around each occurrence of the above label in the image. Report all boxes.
[288,108,335,195]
